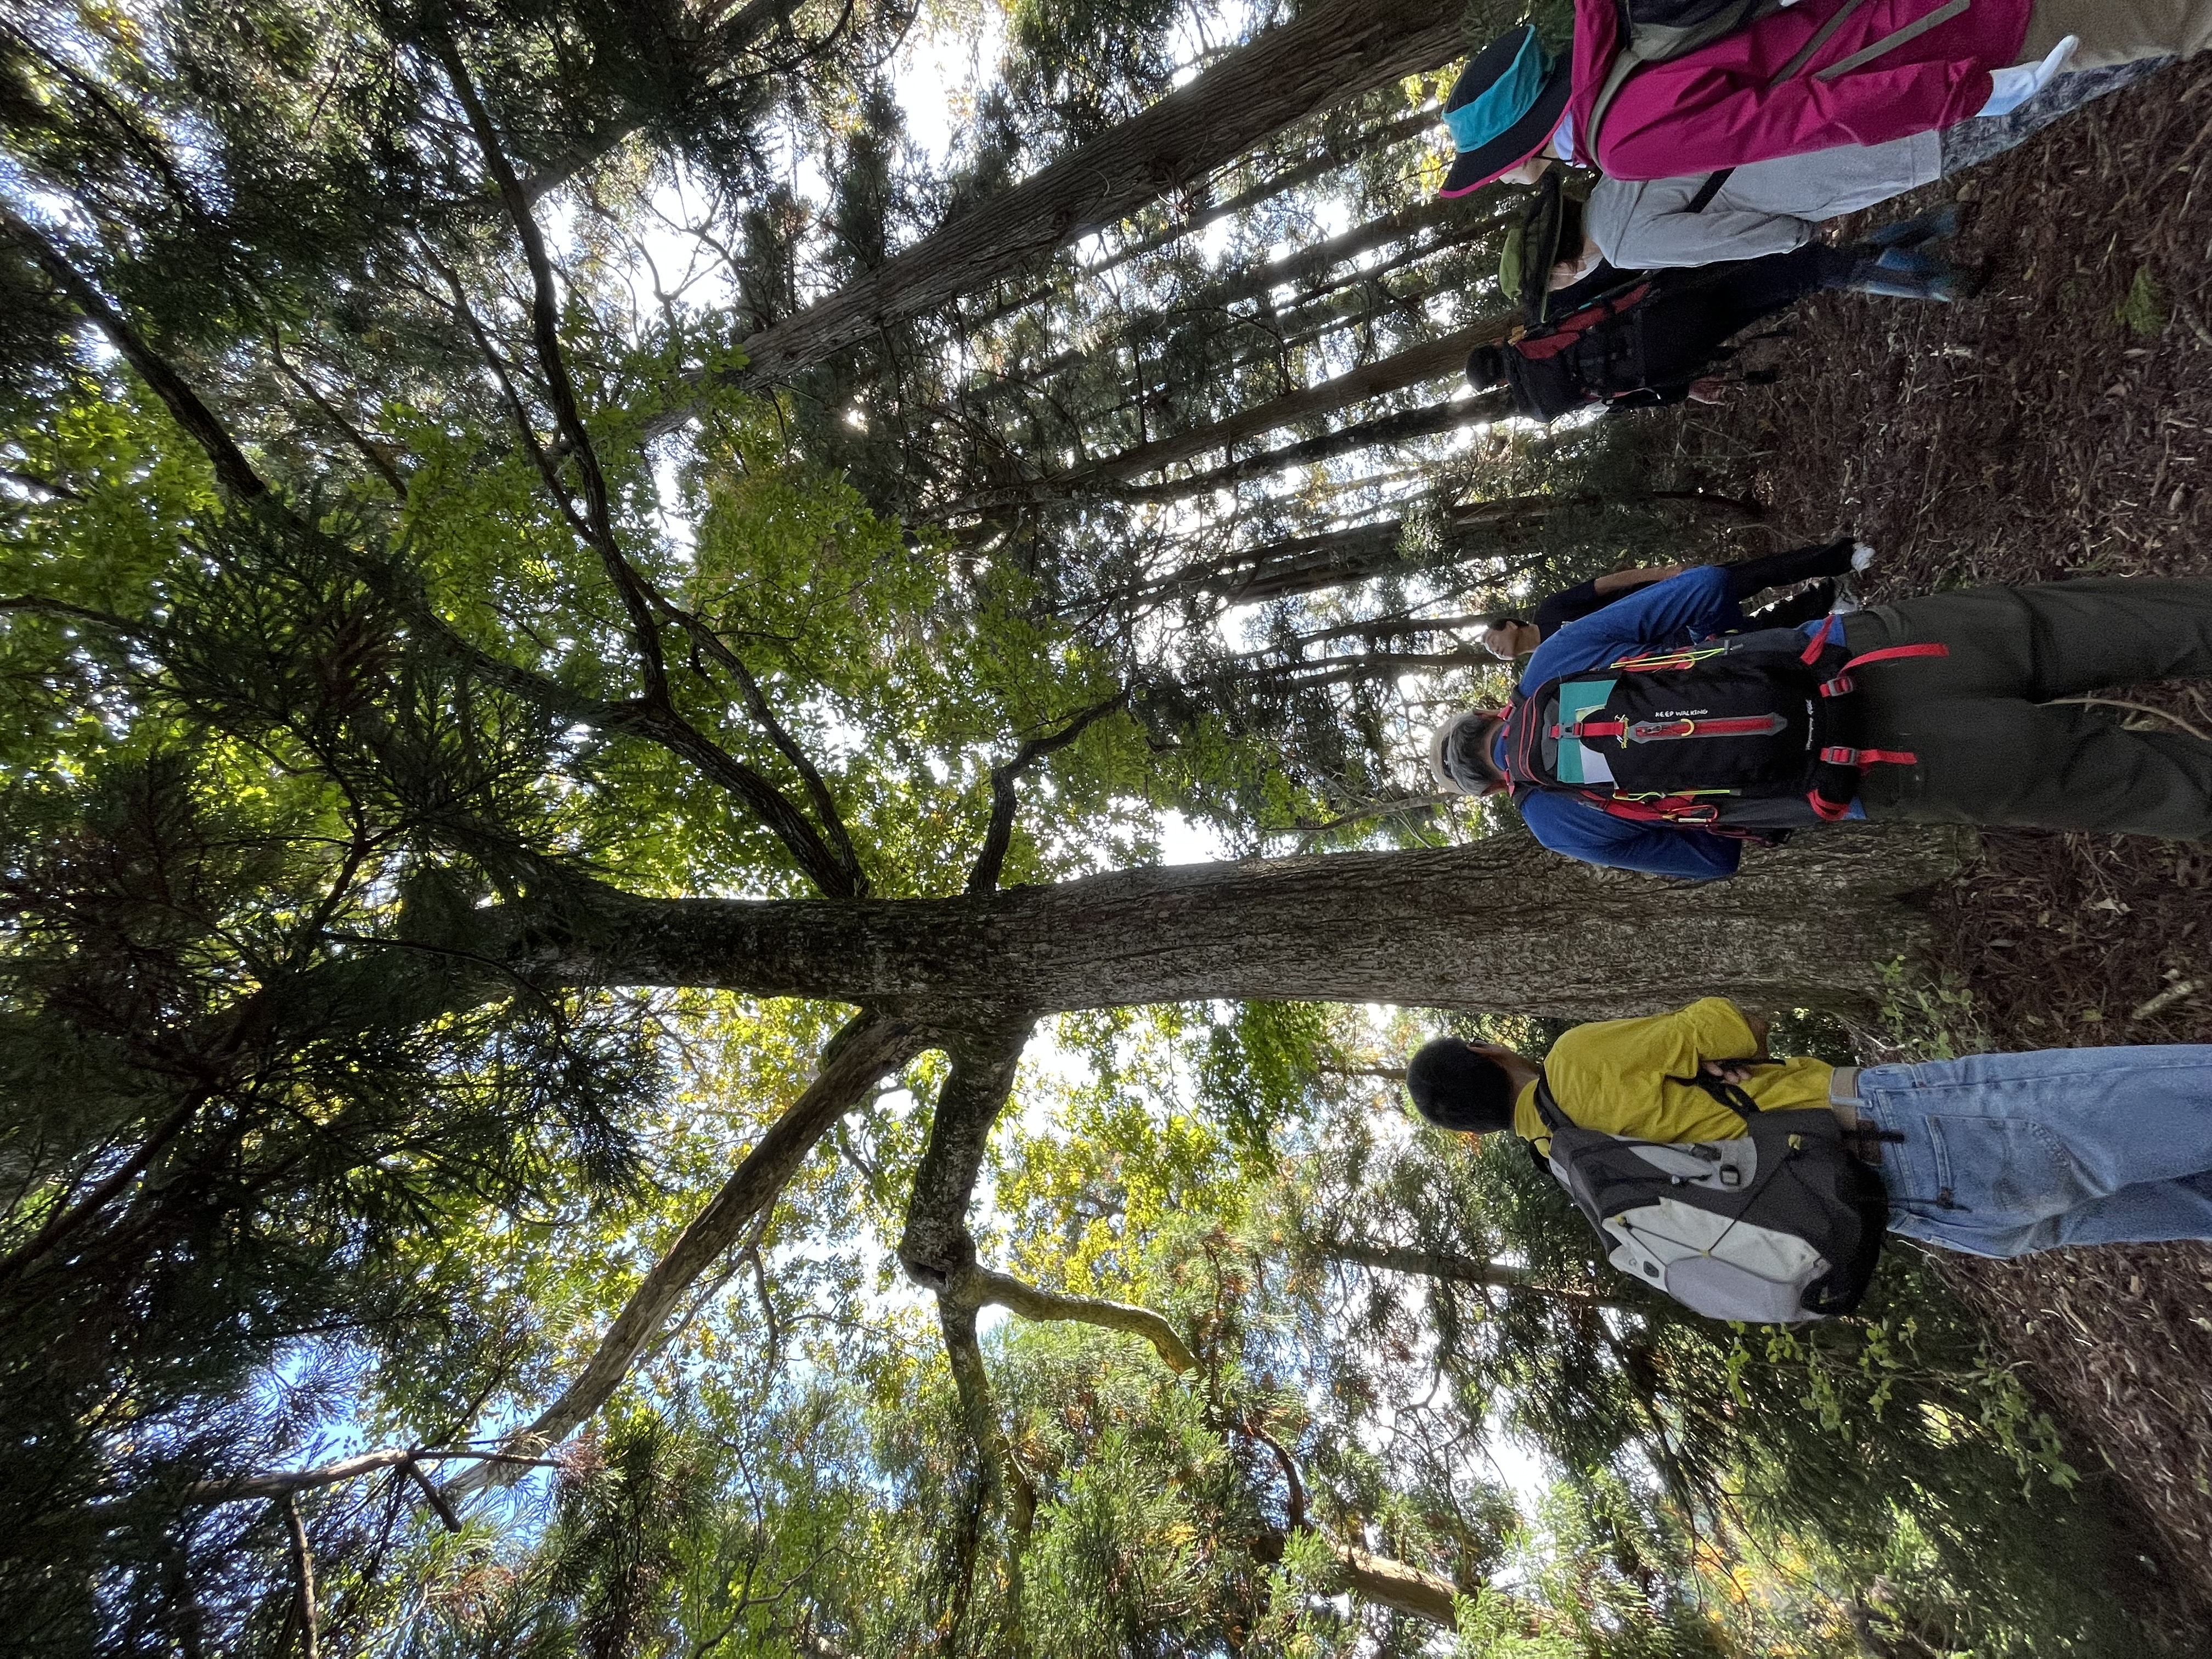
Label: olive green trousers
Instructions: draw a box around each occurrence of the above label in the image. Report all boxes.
[1843,580,2212,840]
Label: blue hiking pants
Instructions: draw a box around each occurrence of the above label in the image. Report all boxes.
[1849,1047,2212,1256]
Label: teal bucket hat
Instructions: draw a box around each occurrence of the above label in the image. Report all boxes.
[1439,25,1572,198]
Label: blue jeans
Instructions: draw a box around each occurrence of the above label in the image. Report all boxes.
[1850,1047,2212,1257]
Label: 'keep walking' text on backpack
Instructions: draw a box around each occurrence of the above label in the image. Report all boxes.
[1498,619,1947,834]
[1531,1071,1889,1323]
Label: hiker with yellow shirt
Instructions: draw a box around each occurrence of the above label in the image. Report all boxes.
[1404,1002,2212,1321]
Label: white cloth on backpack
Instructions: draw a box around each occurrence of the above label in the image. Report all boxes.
[1976,32,2078,114]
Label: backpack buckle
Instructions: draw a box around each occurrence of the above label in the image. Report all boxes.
[1818,674,1854,698]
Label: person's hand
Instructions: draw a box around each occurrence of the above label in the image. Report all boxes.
[1701,1059,1757,1085]
[1688,376,1729,404]
[1549,239,1600,289]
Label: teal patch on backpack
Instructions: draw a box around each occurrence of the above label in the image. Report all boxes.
[1554,678,1617,785]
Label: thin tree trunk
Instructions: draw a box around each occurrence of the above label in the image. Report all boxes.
[1136,501,1562,609]
[1132,489,1760,610]
[1043,320,1515,494]
[959,202,1503,419]
[445,1009,926,1493]
[1316,1237,1649,1311]
[475,825,1969,1021]
[1075,106,1440,285]
[1094,393,1513,505]
[693,0,1466,397]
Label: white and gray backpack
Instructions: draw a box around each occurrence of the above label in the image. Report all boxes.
[1531,1075,1888,1324]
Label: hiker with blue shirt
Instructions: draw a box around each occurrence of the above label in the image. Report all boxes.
[1427,566,2212,879]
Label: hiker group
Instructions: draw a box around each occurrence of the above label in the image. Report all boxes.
[1388,0,2212,1321]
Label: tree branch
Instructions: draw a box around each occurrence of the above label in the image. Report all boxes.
[446,1009,925,1495]
[430,35,668,706]
[1,209,267,501]
[645,589,870,896]
[1240,1420,1460,1626]
[948,1261,1195,1372]
[266,334,407,498]
[175,1446,556,1504]
[371,560,864,896]
[1314,1237,1650,1312]
[966,693,1130,896]
[281,1494,319,1659]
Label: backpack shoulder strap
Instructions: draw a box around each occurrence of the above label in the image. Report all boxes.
[1685,168,1734,213]
[1581,48,1644,165]
[1531,1073,1572,1134]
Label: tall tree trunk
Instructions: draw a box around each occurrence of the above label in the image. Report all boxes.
[712,0,1468,393]
[477,826,1968,1021]
[1094,393,1512,506]
[1129,490,1763,610]
[1076,106,1442,286]
[1186,198,1485,319]
[959,201,1503,419]
[1315,1238,1648,1311]
[1135,500,1562,609]
[1040,319,1514,494]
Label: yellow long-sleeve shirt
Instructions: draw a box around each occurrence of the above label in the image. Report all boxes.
[1512,997,1836,1148]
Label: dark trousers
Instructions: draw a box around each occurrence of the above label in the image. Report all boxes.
[1843,581,2212,839]
[1640,247,1854,388]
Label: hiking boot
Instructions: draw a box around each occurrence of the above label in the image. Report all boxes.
[1830,541,1876,613]
[1861,201,1970,251]
[1840,245,1972,302]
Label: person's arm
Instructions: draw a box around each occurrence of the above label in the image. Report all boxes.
[1523,565,1734,688]
[1608,202,1818,269]
[1590,563,1686,597]
[1679,998,1770,1080]
[1516,791,1744,880]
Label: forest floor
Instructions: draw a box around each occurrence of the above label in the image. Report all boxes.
[1668,54,2212,1636]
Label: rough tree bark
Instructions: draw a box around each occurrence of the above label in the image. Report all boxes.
[1093,394,1516,506]
[896,1015,1034,1287]
[483,826,1967,1022]
[1125,491,1760,610]
[701,0,1468,393]
[960,200,1507,419]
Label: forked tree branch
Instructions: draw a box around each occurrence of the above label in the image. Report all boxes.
[430,35,669,707]
[896,1015,1034,1288]
[966,694,1130,896]
[947,1260,1196,1372]
[178,1446,558,1504]
[1240,1419,1460,1626]
[1314,1236,1649,1312]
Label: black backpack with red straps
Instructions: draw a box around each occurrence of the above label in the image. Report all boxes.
[1498,619,1945,833]
[1496,279,1661,421]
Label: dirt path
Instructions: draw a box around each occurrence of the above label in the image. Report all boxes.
[1680,56,2212,1623]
